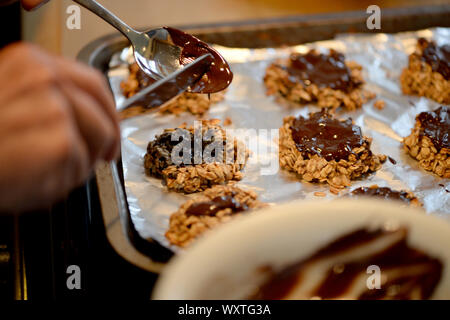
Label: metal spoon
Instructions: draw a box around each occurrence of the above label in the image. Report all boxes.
[73,0,184,80]
[119,54,214,112]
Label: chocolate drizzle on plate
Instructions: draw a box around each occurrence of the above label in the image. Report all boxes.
[418,38,450,80]
[417,106,449,151]
[164,27,233,93]
[251,227,442,300]
[283,50,361,93]
[290,110,364,161]
[349,186,413,204]
[185,194,248,216]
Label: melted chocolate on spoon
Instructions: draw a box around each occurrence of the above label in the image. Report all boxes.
[417,106,449,152]
[185,194,248,216]
[418,38,450,80]
[283,50,361,93]
[290,110,364,161]
[164,27,233,93]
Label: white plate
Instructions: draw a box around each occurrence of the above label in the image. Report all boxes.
[153,199,450,299]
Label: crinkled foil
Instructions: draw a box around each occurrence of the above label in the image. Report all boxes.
[108,28,450,252]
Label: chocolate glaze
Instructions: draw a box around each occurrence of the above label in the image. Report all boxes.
[185,194,248,216]
[251,227,442,300]
[164,27,233,93]
[417,106,449,151]
[418,38,450,80]
[349,186,413,204]
[147,129,221,173]
[290,110,364,161]
[283,50,361,93]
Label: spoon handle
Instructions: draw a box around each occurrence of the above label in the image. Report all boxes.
[73,0,140,41]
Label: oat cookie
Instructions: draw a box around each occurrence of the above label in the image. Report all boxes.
[403,106,449,178]
[120,63,224,119]
[279,110,386,192]
[264,49,375,111]
[144,119,248,193]
[400,38,450,104]
[347,185,421,207]
[373,99,385,110]
[165,185,266,247]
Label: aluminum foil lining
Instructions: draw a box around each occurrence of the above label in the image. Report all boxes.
[108,28,450,252]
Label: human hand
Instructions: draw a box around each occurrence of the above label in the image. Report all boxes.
[0,43,120,213]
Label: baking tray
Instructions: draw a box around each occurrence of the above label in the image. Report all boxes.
[77,5,450,273]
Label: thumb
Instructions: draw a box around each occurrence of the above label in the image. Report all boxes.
[20,0,49,11]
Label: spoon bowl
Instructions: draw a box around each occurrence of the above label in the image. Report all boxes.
[73,0,232,93]
[132,28,183,80]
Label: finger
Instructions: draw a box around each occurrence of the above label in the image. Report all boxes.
[20,0,49,11]
[0,44,120,161]
[54,58,119,127]
[0,84,68,136]
[58,81,119,164]
[28,84,92,195]
[0,126,63,210]
[0,43,119,142]
[46,85,92,188]
[0,116,89,211]
[54,57,121,159]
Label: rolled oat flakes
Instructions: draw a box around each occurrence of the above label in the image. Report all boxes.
[165,185,266,247]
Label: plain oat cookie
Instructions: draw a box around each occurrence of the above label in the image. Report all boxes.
[165,185,267,247]
[144,119,249,193]
[264,49,375,112]
[279,110,386,192]
[403,106,449,178]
